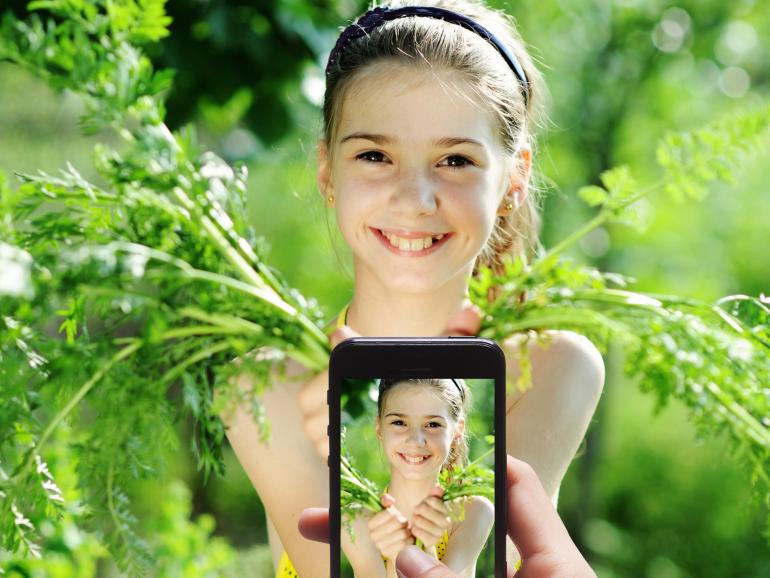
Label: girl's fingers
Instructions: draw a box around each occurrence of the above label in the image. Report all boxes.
[440,301,482,337]
[330,325,360,348]
[429,484,444,499]
[412,507,447,532]
[368,505,406,533]
[381,493,396,509]
[410,515,445,540]
[412,506,450,531]
[378,528,413,550]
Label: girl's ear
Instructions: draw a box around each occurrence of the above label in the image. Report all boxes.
[317,140,335,205]
[455,417,465,440]
[375,416,382,441]
[500,143,532,211]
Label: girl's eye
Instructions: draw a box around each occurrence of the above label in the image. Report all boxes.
[356,151,387,163]
[390,419,405,426]
[439,155,474,169]
[426,421,443,429]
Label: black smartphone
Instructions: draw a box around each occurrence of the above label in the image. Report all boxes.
[329,337,507,578]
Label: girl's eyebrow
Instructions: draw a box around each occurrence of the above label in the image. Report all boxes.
[340,132,483,148]
[385,412,447,419]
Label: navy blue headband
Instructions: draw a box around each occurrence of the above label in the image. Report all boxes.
[325,5,530,106]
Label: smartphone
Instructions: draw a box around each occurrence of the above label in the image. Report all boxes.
[329,337,507,578]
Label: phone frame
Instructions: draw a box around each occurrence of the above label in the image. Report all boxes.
[329,336,507,578]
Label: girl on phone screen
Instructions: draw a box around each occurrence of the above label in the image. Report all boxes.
[220,0,606,576]
[360,377,493,577]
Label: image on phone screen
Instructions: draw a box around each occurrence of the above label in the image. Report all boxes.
[338,376,497,577]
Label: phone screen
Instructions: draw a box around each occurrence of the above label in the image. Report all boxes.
[329,338,506,578]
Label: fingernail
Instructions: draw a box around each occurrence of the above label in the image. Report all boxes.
[396,545,440,575]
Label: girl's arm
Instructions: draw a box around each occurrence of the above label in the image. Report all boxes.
[439,496,495,577]
[343,514,388,578]
[503,330,605,501]
[220,357,332,577]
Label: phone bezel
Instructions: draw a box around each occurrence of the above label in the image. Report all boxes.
[329,337,507,578]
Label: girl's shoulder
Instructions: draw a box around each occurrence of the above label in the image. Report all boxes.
[502,329,605,414]
[503,329,604,380]
[449,495,494,537]
[448,496,495,540]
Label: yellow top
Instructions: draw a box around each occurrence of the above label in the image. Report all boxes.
[337,302,349,329]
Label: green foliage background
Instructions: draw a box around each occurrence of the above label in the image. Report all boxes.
[1,0,769,576]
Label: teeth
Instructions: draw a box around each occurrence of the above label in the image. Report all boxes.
[383,231,444,252]
[401,453,430,464]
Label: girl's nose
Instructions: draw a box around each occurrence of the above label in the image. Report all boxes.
[406,427,427,446]
[389,167,437,216]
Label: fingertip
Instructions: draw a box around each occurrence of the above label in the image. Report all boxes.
[396,545,440,575]
[442,304,483,337]
[298,508,330,543]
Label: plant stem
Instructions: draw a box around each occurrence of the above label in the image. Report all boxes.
[13,340,143,478]
[161,340,233,385]
[705,381,770,448]
[542,177,667,261]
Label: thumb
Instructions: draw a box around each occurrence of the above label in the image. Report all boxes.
[396,546,458,578]
[430,484,444,499]
[440,301,482,337]
[381,493,396,508]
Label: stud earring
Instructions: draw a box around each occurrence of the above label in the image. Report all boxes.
[327,194,335,206]
[499,201,514,216]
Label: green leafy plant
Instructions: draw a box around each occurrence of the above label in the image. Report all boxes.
[0,0,768,573]
[439,436,495,504]
[469,109,770,534]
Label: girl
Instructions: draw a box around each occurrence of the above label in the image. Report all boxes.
[221,0,605,576]
[361,377,494,577]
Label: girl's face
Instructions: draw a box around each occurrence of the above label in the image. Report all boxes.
[319,64,521,295]
[376,383,463,481]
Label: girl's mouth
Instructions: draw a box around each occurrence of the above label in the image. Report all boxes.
[397,452,432,465]
[371,227,451,256]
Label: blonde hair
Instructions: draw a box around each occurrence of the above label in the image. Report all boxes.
[323,0,546,288]
[377,378,470,471]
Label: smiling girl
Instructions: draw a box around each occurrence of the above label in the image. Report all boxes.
[361,377,493,577]
[220,1,605,576]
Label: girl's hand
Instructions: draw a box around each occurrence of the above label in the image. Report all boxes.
[297,326,359,461]
[409,485,451,550]
[367,494,415,562]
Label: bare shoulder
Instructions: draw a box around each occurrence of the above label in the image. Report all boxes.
[464,495,494,524]
[449,495,494,538]
[218,351,314,430]
[503,329,605,415]
[538,330,605,380]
